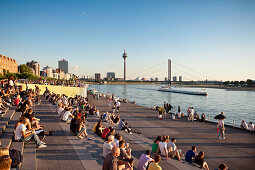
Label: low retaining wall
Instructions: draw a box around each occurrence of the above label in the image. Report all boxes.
[17,83,88,97]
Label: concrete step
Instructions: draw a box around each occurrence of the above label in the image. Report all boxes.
[59,120,103,170]
[21,144,37,170]
[0,107,10,118]
[0,110,17,147]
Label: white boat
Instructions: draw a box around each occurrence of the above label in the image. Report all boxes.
[158,87,208,96]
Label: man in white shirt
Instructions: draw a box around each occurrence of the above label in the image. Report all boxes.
[103,135,114,158]
[62,108,74,122]
[167,138,181,161]
[158,137,168,160]
[15,118,46,148]
[138,150,154,170]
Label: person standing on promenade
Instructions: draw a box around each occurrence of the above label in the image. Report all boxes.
[217,112,225,140]
[190,107,195,121]
[116,100,120,113]
[187,107,191,121]
[108,98,112,108]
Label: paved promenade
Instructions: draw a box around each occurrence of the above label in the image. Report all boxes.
[89,95,255,170]
[30,95,255,170]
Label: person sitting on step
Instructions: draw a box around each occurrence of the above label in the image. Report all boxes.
[14,118,47,148]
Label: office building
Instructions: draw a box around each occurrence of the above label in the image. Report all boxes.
[58,59,68,73]
[95,73,101,81]
[173,76,177,82]
[106,72,115,79]
[179,76,182,82]
[26,60,40,76]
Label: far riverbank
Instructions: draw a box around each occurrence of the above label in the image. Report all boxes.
[181,84,255,91]
[86,82,255,91]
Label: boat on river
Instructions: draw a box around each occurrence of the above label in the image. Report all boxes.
[158,87,208,96]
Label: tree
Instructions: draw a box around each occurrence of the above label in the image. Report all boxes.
[246,79,254,86]
[240,81,246,85]
[223,81,230,85]
[19,64,33,74]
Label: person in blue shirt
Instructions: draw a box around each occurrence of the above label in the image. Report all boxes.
[185,146,197,163]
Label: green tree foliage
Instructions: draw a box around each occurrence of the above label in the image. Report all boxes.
[19,64,33,74]
[16,73,38,80]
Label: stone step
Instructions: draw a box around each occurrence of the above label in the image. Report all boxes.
[59,120,103,170]
[21,143,37,170]
[0,110,17,147]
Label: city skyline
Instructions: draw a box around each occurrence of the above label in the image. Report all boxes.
[0,0,254,81]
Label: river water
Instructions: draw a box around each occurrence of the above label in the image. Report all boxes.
[88,84,255,127]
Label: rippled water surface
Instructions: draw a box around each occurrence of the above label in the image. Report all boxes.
[88,84,255,127]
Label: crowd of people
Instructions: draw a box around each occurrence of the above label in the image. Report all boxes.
[0,78,239,170]
[0,79,48,169]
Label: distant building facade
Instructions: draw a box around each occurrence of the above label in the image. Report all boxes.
[179,76,182,82]
[58,59,68,73]
[106,72,115,80]
[95,73,101,81]
[173,76,177,82]
[0,54,18,74]
[26,60,40,76]
[42,66,54,78]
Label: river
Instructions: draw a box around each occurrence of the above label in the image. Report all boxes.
[88,84,255,127]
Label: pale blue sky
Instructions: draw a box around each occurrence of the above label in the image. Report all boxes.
[0,0,254,81]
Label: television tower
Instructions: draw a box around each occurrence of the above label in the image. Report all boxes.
[122,50,128,81]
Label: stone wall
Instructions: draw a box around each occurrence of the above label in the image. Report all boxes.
[17,83,88,97]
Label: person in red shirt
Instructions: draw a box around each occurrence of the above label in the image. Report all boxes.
[102,126,112,139]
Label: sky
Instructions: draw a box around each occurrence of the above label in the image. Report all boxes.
[0,0,254,81]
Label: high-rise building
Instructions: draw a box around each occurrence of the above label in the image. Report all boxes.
[58,59,68,73]
[106,72,115,80]
[173,76,177,82]
[26,60,40,76]
[95,73,101,81]
[179,76,182,82]
[0,54,18,74]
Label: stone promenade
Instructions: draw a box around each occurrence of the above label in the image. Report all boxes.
[89,95,255,170]
[30,95,255,170]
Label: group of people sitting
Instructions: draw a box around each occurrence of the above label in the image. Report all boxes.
[149,134,230,170]
[0,82,48,150]
[45,91,92,140]
[240,120,254,131]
